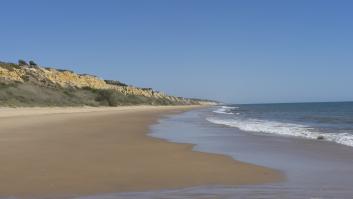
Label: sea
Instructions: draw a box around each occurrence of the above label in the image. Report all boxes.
[208,102,353,147]
[75,102,353,199]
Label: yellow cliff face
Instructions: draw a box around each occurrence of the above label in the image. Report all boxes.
[38,68,108,89]
[0,65,178,100]
[0,63,216,105]
[0,67,25,82]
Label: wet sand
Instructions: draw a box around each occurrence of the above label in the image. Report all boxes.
[145,107,353,199]
[0,106,282,198]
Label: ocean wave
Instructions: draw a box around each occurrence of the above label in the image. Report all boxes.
[212,106,239,115]
[222,106,239,109]
[206,117,353,147]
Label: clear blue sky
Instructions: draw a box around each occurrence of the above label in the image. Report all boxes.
[1,0,353,104]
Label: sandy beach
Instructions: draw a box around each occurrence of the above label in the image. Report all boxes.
[0,106,282,198]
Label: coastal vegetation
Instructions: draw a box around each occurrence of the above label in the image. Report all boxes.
[0,60,212,107]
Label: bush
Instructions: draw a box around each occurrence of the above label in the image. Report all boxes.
[29,60,37,66]
[57,69,74,73]
[104,80,128,87]
[18,59,28,65]
[82,86,96,91]
[95,89,119,106]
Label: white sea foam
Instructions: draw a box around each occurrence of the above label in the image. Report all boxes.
[213,110,234,115]
[206,117,353,147]
[222,106,239,109]
[212,106,239,115]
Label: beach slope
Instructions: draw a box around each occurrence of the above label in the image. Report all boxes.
[0,106,282,198]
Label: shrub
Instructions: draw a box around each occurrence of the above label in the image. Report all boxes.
[18,59,28,65]
[104,80,128,87]
[82,86,95,91]
[57,69,74,73]
[29,60,38,66]
[95,89,119,106]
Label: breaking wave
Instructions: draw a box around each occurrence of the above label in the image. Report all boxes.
[206,117,353,147]
[212,106,239,115]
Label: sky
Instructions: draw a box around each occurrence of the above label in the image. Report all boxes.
[1,0,353,104]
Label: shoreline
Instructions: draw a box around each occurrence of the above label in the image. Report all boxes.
[0,106,283,198]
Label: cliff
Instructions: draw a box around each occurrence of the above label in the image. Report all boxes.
[0,61,214,107]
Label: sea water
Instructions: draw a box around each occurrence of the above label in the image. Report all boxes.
[74,103,353,199]
[209,102,353,147]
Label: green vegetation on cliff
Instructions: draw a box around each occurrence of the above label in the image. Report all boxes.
[0,60,213,107]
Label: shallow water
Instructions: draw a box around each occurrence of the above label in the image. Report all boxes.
[209,102,353,147]
[77,107,353,199]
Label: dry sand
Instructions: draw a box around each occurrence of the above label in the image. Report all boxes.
[0,106,283,198]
